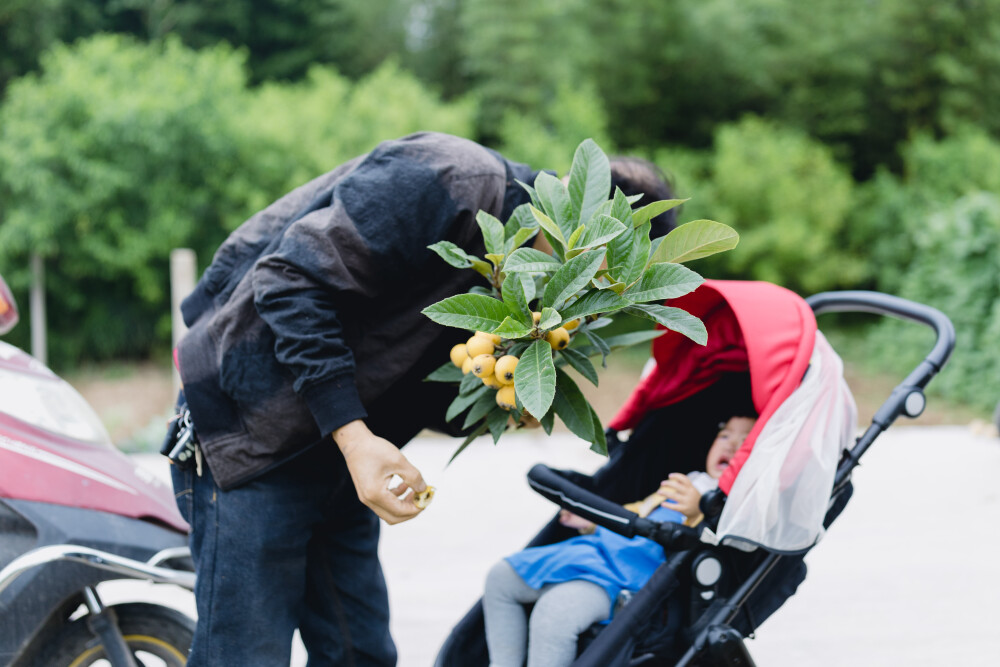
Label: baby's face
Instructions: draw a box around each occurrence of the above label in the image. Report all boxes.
[705,417,756,479]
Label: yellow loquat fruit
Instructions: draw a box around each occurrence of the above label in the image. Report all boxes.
[462,356,475,375]
[466,335,495,358]
[481,374,503,389]
[450,344,468,368]
[545,327,570,350]
[496,385,517,411]
[475,331,502,345]
[563,319,580,331]
[472,354,497,378]
[494,355,518,385]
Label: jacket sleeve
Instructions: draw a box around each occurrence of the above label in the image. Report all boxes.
[251,144,505,438]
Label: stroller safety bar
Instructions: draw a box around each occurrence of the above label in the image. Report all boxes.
[526,465,703,550]
[807,290,956,489]
[806,290,955,390]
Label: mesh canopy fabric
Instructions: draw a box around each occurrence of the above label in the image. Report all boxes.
[715,332,857,553]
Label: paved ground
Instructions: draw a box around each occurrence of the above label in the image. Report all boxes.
[117,424,1000,666]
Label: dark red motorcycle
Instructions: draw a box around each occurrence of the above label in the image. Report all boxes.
[0,273,195,666]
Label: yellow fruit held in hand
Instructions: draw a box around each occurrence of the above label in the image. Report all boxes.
[450,344,468,368]
[496,385,517,411]
[482,374,503,389]
[462,356,475,375]
[475,331,502,345]
[472,354,496,378]
[494,355,518,385]
[563,319,580,331]
[545,327,571,350]
[466,335,495,358]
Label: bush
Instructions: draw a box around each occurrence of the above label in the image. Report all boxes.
[0,37,477,367]
[662,116,863,294]
[848,128,1000,293]
[866,193,1000,411]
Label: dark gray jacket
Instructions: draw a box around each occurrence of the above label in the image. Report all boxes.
[177,133,539,489]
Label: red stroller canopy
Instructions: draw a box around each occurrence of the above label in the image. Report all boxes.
[609,280,816,494]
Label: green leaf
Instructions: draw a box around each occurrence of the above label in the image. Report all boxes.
[471,258,494,280]
[422,294,513,332]
[447,421,489,465]
[485,253,505,268]
[542,248,606,309]
[447,384,489,422]
[494,316,533,339]
[477,210,506,256]
[582,328,612,367]
[624,304,708,345]
[516,179,541,209]
[460,370,485,395]
[576,214,627,250]
[514,339,557,419]
[503,247,562,273]
[463,389,499,429]
[648,219,740,265]
[559,347,599,386]
[505,204,538,239]
[599,329,667,350]
[425,362,464,383]
[539,409,555,435]
[567,139,611,225]
[538,307,561,330]
[530,206,567,249]
[552,368,595,444]
[505,226,538,254]
[609,188,633,226]
[566,223,586,250]
[487,406,510,444]
[560,289,631,320]
[632,199,688,228]
[469,285,495,297]
[501,272,532,323]
[588,405,608,456]
[428,241,476,269]
[535,171,574,234]
[625,263,704,303]
[607,221,652,285]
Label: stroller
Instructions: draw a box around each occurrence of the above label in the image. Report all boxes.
[435,280,955,667]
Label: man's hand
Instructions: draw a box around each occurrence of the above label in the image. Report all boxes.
[659,473,702,521]
[333,420,428,525]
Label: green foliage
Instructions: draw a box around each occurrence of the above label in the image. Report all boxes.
[0,35,475,367]
[423,139,737,458]
[673,116,863,294]
[0,35,286,364]
[848,129,1000,293]
[866,193,1000,411]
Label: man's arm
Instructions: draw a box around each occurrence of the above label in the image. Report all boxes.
[333,420,428,524]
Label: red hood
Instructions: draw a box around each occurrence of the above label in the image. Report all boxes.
[609,280,816,494]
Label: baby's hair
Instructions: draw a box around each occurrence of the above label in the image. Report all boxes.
[717,414,758,430]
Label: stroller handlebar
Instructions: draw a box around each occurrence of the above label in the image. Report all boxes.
[526,464,703,549]
[806,290,956,386]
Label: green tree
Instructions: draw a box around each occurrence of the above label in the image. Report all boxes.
[0,35,290,364]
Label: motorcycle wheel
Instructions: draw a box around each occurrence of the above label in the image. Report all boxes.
[35,602,194,667]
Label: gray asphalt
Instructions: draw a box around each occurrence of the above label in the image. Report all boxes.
[118,425,1000,666]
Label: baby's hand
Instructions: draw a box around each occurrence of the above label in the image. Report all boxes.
[559,509,596,533]
[659,473,702,520]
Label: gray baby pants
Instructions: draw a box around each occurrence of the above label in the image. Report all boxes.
[483,560,611,667]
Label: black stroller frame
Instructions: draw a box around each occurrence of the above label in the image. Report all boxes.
[435,291,955,667]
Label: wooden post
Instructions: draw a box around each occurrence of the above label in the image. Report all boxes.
[170,249,197,396]
[30,252,46,366]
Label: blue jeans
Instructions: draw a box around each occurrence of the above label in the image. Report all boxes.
[171,441,396,667]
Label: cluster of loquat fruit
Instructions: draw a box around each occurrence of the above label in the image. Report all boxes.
[449,314,581,412]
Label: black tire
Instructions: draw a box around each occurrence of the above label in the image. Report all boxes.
[34,602,194,667]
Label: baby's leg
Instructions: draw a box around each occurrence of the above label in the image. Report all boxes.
[527,580,610,667]
[483,560,543,667]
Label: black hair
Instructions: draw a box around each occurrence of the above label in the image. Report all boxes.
[609,157,679,239]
